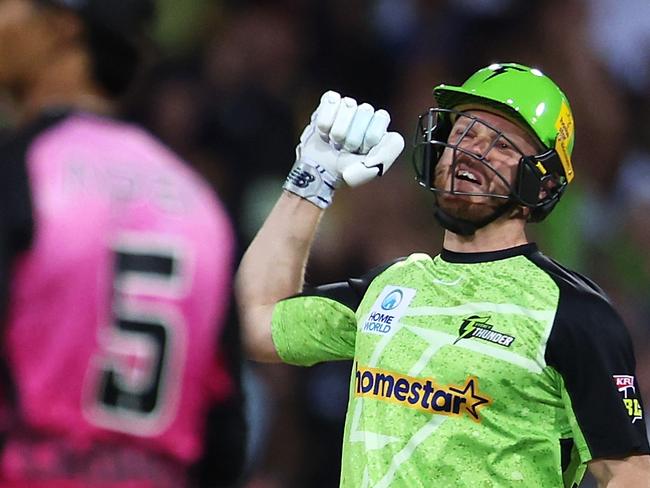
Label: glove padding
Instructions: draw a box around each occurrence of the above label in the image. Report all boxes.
[296,91,404,188]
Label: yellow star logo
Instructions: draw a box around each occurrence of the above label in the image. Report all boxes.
[449,377,492,421]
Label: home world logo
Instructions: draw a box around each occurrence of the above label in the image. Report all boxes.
[362,286,416,336]
[382,290,403,310]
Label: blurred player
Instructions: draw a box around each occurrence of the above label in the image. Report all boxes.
[0,0,245,486]
[236,63,650,486]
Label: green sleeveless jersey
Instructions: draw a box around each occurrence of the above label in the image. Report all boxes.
[271,244,649,487]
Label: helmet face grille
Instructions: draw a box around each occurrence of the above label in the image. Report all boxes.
[432,63,575,184]
[413,108,568,221]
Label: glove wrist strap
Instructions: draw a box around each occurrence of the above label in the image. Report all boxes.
[283,159,338,209]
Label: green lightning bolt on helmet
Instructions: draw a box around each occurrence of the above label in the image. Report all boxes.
[434,62,575,183]
[413,62,576,234]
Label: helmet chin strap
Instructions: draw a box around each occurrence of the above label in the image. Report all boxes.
[433,198,515,236]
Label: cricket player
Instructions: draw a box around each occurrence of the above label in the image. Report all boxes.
[237,63,650,486]
[0,0,245,486]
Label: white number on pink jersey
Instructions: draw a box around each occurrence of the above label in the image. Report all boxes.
[83,235,189,436]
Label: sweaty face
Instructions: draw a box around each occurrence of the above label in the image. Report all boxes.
[434,109,540,223]
[0,0,57,91]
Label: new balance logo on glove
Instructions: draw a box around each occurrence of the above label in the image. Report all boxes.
[287,168,316,189]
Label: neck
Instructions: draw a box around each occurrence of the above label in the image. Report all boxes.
[442,216,529,253]
[18,47,114,124]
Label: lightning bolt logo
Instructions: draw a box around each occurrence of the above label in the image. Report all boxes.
[454,315,490,344]
[483,65,527,82]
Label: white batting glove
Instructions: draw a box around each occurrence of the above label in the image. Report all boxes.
[283,91,404,208]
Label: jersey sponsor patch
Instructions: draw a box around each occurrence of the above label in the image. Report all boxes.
[361,286,416,336]
[453,315,515,348]
[354,363,491,421]
[614,375,643,423]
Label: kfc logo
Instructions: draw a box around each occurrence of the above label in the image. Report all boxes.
[614,375,636,398]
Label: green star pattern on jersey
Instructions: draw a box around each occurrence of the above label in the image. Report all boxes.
[272,253,590,487]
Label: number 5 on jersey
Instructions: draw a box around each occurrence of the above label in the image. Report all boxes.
[83,235,188,436]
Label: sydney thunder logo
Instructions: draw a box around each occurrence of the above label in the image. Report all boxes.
[454,315,515,348]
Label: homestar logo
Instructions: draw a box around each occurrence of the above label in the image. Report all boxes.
[453,315,515,348]
[354,363,491,422]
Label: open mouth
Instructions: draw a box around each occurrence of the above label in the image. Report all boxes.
[454,166,484,187]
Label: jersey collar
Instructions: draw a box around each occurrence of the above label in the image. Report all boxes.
[440,243,538,264]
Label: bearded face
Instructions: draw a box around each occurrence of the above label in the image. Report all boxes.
[433,110,541,223]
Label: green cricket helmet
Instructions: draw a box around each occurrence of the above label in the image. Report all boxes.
[413,62,575,233]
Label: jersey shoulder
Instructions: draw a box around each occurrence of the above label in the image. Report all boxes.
[526,250,618,326]
[299,254,433,312]
[526,250,605,297]
[526,249,631,360]
[356,252,435,293]
[527,251,649,459]
[0,111,68,152]
[0,112,70,254]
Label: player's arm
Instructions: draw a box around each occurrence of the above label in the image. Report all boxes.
[235,91,404,363]
[235,192,323,362]
[543,276,650,483]
[588,455,650,487]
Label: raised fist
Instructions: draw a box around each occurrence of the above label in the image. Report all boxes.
[284,91,404,208]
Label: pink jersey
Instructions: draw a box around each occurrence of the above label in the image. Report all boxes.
[1,113,236,484]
